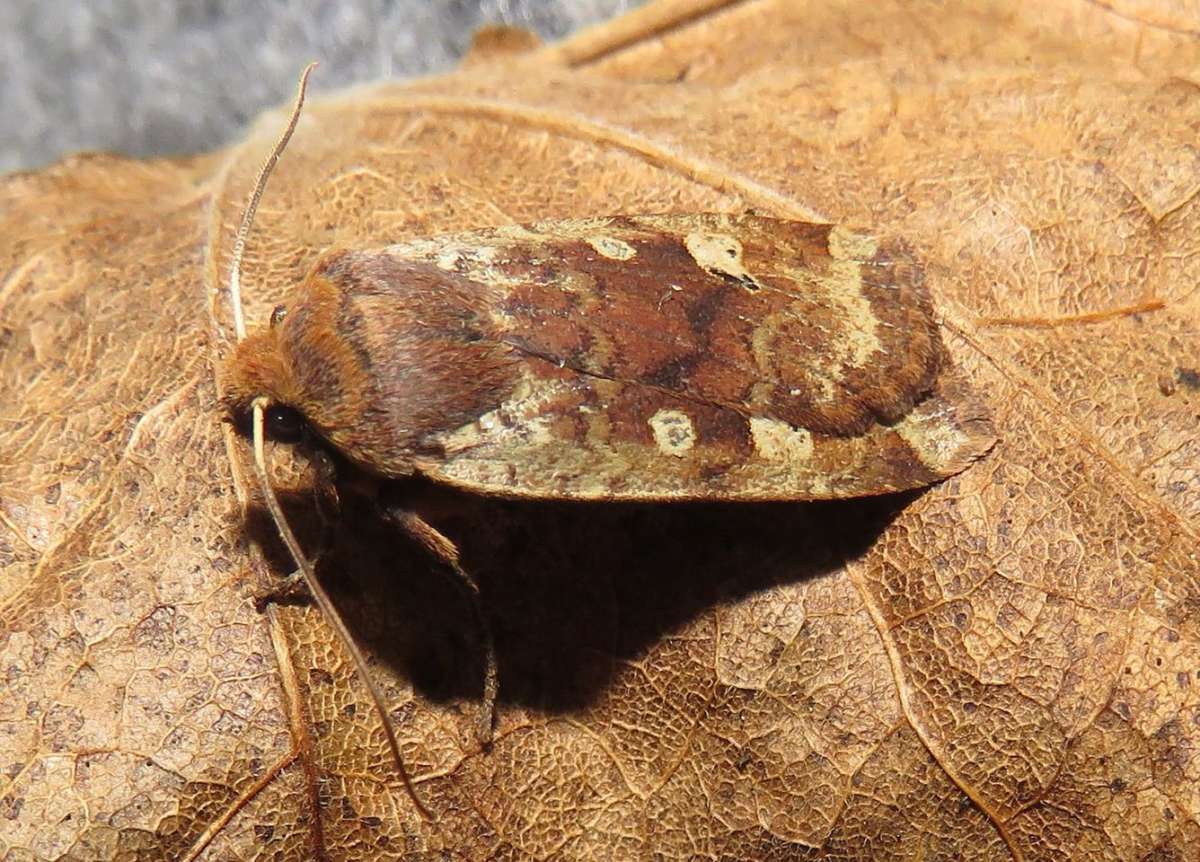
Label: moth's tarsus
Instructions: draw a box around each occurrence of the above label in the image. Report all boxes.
[251,569,310,612]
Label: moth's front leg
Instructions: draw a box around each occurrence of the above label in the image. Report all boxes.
[309,447,342,556]
[252,447,342,612]
[379,502,499,747]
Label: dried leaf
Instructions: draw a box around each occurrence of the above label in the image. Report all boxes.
[3,1,1198,859]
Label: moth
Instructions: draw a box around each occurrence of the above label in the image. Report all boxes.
[220,66,995,818]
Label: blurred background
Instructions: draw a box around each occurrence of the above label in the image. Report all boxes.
[0,0,646,173]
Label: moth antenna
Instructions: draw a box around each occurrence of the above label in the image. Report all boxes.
[229,61,316,341]
[228,65,432,821]
[252,400,432,821]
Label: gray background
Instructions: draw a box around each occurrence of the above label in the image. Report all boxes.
[0,0,645,173]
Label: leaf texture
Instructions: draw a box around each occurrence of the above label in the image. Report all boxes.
[2,1,1198,859]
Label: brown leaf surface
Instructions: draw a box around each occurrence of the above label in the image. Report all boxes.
[3,1,1199,859]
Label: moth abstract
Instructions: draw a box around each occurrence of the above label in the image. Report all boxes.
[219,65,994,819]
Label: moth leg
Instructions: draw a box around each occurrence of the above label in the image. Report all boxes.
[253,448,342,613]
[253,570,308,612]
[309,448,342,560]
[383,506,498,746]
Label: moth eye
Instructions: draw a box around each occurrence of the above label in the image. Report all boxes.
[270,305,288,328]
[265,405,305,443]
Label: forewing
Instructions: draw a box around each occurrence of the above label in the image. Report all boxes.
[383,215,993,501]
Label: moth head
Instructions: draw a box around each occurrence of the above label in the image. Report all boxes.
[253,306,306,441]
[219,269,393,469]
[219,316,308,445]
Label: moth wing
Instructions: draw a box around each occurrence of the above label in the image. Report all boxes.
[389,215,994,501]
[417,364,993,501]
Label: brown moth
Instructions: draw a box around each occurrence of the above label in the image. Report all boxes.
[220,67,995,819]
[227,218,995,498]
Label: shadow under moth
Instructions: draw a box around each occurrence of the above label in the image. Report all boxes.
[219,66,995,819]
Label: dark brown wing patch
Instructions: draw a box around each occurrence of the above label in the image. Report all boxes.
[479,216,941,437]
